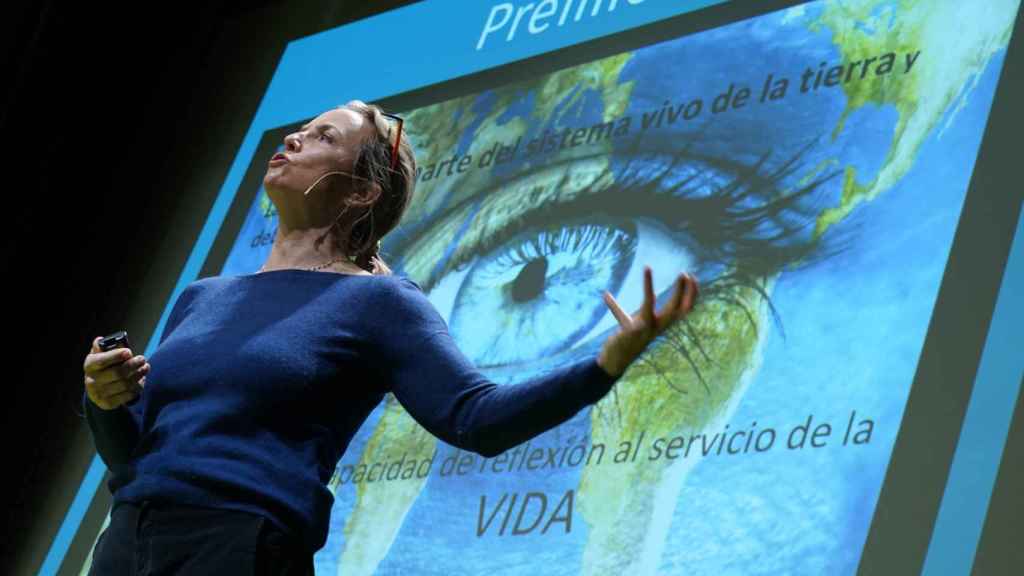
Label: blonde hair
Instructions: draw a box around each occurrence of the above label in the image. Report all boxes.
[319,100,417,275]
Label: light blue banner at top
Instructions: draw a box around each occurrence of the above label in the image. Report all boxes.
[257,0,728,128]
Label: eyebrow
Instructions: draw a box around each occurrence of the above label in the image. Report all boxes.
[300,122,341,135]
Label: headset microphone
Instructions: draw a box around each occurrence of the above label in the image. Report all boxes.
[303,171,346,197]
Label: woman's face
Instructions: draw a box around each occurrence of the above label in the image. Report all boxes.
[262,106,374,224]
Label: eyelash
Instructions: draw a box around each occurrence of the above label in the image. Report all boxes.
[411,141,837,295]
[381,138,843,396]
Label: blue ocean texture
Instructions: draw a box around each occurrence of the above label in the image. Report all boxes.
[218,1,1013,574]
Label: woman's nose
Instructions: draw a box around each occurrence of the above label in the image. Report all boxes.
[284,133,301,152]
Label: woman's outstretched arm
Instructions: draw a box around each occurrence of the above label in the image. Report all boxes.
[371,269,697,457]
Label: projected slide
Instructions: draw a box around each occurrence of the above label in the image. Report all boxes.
[70,0,1020,574]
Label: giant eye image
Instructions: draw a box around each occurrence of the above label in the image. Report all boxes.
[203,1,1018,574]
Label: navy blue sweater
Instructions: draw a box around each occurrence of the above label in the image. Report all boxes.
[84,270,619,553]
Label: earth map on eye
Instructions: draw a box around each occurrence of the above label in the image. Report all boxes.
[126,1,1016,575]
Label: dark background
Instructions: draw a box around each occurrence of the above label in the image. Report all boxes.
[0,2,418,572]
[2,1,1020,574]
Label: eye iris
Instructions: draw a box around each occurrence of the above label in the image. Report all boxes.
[414,149,788,371]
[448,218,636,367]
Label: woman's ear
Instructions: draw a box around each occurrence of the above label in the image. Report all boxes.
[349,181,383,208]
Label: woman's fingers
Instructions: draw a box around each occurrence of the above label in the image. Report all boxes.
[603,291,632,329]
[86,374,138,400]
[84,347,133,374]
[652,272,701,332]
[89,355,147,387]
[604,268,701,337]
[641,267,656,332]
[116,357,149,382]
[683,273,699,312]
[100,389,141,410]
[657,273,688,325]
[83,336,149,411]
[127,362,150,386]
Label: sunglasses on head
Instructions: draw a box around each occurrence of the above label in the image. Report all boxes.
[380,112,404,170]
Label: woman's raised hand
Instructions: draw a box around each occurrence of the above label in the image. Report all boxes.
[83,337,150,410]
[597,267,700,378]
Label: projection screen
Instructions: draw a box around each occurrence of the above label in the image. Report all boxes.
[43,0,1024,574]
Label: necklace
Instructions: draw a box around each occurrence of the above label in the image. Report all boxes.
[258,256,353,273]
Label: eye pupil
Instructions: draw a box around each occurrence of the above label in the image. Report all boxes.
[510,257,548,303]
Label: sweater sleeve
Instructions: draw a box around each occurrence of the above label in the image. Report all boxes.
[83,281,201,470]
[372,277,620,457]
[83,398,143,472]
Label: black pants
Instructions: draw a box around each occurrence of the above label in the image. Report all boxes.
[88,501,314,575]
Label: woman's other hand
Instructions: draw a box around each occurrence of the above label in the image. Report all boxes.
[597,267,699,378]
[83,337,149,410]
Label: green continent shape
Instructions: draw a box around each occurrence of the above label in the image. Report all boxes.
[810,0,1019,237]
[579,283,770,573]
[335,398,435,576]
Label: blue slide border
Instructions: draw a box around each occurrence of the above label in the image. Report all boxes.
[39,1,1024,573]
[921,202,1024,576]
[37,1,728,573]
